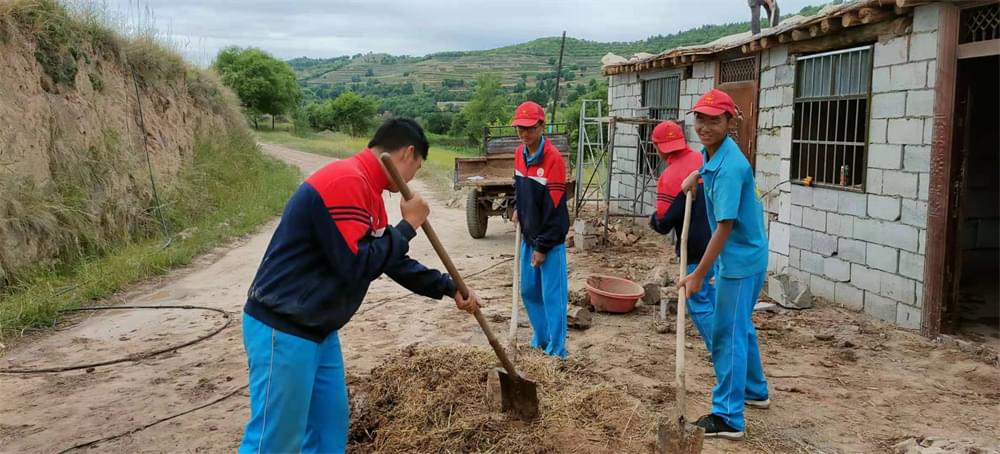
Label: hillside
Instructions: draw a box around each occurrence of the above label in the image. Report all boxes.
[289,3,829,95]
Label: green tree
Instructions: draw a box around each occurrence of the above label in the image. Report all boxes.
[459,74,509,144]
[424,111,454,135]
[331,92,378,136]
[213,47,302,129]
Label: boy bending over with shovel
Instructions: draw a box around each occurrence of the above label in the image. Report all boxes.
[511,101,570,358]
[678,90,770,441]
[240,118,481,453]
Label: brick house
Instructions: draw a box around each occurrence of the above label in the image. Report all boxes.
[601,0,998,336]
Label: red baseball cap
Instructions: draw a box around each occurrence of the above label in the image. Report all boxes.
[511,101,545,127]
[691,88,737,118]
[651,121,687,154]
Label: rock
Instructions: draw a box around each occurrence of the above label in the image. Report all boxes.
[600,52,627,67]
[814,333,835,341]
[654,321,673,334]
[567,306,592,330]
[753,302,779,312]
[486,369,502,411]
[569,289,590,307]
[565,233,575,249]
[767,274,814,309]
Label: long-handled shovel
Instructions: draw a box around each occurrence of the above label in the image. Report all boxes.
[380,153,540,421]
[509,223,522,357]
[656,189,705,453]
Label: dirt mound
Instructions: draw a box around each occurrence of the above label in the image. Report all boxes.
[349,345,657,453]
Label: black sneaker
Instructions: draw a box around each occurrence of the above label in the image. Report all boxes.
[694,414,745,440]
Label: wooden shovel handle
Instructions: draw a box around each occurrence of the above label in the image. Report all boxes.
[379,153,521,378]
[675,188,695,416]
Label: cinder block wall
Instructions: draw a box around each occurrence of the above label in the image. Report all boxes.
[607,62,715,215]
[763,4,941,328]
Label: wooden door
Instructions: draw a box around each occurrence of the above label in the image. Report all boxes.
[715,56,760,167]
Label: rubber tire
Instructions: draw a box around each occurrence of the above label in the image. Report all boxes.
[466,190,488,239]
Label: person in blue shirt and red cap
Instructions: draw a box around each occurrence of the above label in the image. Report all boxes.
[647,120,716,353]
[510,101,570,358]
[678,89,771,441]
[239,118,482,454]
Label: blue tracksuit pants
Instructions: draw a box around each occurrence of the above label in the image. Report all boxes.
[520,241,568,358]
[710,271,769,431]
[685,263,716,352]
[239,313,349,454]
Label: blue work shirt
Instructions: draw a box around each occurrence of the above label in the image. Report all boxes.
[699,136,768,279]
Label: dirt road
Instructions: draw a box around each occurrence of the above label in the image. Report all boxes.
[1,143,997,453]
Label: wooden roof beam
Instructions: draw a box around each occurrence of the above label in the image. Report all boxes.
[760,36,773,49]
[860,6,896,25]
[821,18,843,34]
[842,11,861,28]
[778,33,792,44]
[809,24,823,37]
[790,16,912,54]
[791,29,810,41]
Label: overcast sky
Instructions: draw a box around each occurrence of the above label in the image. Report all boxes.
[102,0,820,64]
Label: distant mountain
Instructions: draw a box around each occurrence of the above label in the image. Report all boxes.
[288,3,829,94]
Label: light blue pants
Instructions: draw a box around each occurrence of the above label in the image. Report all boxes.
[520,242,568,358]
[686,263,717,353]
[710,272,769,431]
[239,313,349,454]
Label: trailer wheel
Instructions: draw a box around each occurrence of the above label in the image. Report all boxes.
[466,190,488,239]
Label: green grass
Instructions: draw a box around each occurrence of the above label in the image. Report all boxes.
[256,127,479,196]
[0,130,300,341]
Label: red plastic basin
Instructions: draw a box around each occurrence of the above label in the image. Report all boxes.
[584,275,644,313]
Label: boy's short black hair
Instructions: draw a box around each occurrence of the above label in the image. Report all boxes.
[368,118,429,160]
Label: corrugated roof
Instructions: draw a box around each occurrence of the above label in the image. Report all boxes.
[602,0,936,76]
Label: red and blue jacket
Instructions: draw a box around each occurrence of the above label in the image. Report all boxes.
[514,137,569,253]
[244,150,456,342]
[649,146,711,265]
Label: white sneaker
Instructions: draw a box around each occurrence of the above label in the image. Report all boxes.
[745,398,770,409]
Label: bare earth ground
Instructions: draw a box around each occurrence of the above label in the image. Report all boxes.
[1,143,997,453]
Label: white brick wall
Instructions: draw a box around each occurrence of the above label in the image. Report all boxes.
[759,5,939,330]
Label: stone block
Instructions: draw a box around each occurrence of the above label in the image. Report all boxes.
[769,251,789,274]
[781,86,795,105]
[770,46,789,68]
[853,217,882,244]
[701,78,714,93]
[918,173,929,200]
[838,238,866,264]
[779,127,793,159]
[906,90,935,118]
[881,273,916,305]
[866,169,884,193]
[790,204,803,226]
[872,92,906,119]
[927,60,937,88]
[791,184,812,207]
[851,264,881,293]
[780,158,791,182]
[865,293,897,322]
[866,243,899,273]
[838,191,867,217]
[874,36,908,67]
[789,247,801,268]
[836,282,865,311]
[910,31,938,61]
[826,212,854,237]
[897,304,921,329]
[769,221,790,255]
[824,257,851,282]
[773,106,794,127]
[899,250,925,281]
[775,65,795,86]
[802,208,827,231]
[870,119,888,144]
[800,250,824,274]
[888,118,926,145]
[757,154,782,175]
[768,273,814,309]
[790,225,812,249]
[924,118,934,145]
[882,170,919,198]
[692,62,707,78]
[919,230,926,254]
[811,274,836,301]
[758,110,774,129]
[901,199,928,228]
[883,222,920,252]
[872,66,892,93]
[812,187,838,211]
[760,68,776,88]
[813,231,838,256]
[891,62,928,90]
[903,145,931,172]
[913,4,941,33]
[868,194,901,221]
[868,144,903,169]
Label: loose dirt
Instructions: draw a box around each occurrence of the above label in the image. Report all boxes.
[0,143,996,453]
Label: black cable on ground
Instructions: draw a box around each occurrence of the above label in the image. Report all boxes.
[55,384,248,454]
[0,305,232,374]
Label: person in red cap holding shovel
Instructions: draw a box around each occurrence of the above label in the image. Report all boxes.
[678,89,770,440]
[647,120,716,354]
[510,101,569,358]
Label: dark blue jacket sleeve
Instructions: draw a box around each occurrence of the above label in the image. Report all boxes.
[385,258,457,299]
[650,189,686,236]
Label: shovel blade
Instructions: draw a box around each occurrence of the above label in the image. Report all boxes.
[656,416,704,454]
[495,367,539,421]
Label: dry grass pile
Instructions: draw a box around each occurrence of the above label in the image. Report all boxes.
[349,345,657,454]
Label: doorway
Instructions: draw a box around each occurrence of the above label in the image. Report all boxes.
[715,56,760,167]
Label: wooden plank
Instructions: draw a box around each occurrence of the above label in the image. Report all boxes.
[958,39,1000,59]
[922,3,959,338]
[842,11,861,28]
[789,17,912,54]
[859,7,896,25]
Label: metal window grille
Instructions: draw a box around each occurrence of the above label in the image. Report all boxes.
[719,57,756,84]
[791,45,872,190]
[961,4,1000,44]
[639,75,681,178]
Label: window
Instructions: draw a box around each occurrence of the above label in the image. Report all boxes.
[960,4,1000,44]
[719,57,756,84]
[791,45,872,189]
[639,73,681,178]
